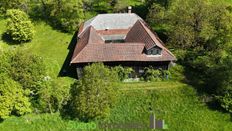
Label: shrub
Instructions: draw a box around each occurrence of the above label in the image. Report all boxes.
[70,63,118,121]
[216,90,232,113]
[6,50,47,93]
[0,49,48,111]
[112,66,133,81]
[37,79,70,113]
[169,64,185,81]
[161,69,171,80]
[0,0,27,13]
[6,9,34,43]
[0,74,31,119]
[143,67,162,81]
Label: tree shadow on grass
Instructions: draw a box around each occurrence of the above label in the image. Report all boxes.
[58,31,78,79]
[183,67,230,114]
[1,32,21,45]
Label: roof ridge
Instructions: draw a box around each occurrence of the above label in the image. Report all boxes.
[136,20,156,49]
[71,26,91,63]
[137,20,176,59]
[88,26,104,44]
[71,26,106,63]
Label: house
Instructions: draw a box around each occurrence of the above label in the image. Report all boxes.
[70,12,176,78]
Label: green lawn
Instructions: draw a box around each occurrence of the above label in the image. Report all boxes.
[109,82,232,131]
[0,18,74,87]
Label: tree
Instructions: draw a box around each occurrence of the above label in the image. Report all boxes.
[0,49,47,100]
[0,74,31,119]
[83,0,115,13]
[148,0,232,51]
[70,63,118,121]
[6,9,34,43]
[8,50,47,93]
[0,0,28,13]
[148,0,232,113]
[38,79,70,113]
[207,54,232,113]
[49,0,84,32]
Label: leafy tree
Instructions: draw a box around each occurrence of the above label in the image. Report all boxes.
[0,0,28,13]
[49,0,84,32]
[147,0,232,112]
[38,79,70,113]
[145,0,170,9]
[83,0,115,13]
[0,74,31,119]
[6,9,34,43]
[8,50,47,93]
[207,54,232,112]
[148,0,232,51]
[0,49,70,113]
[34,0,84,33]
[70,63,118,121]
[0,49,47,99]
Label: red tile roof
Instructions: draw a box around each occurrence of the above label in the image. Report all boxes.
[71,43,174,63]
[126,20,175,58]
[71,19,176,64]
[71,26,104,60]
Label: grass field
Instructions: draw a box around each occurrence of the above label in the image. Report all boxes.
[0,18,75,88]
[0,17,231,131]
[0,82,231,131]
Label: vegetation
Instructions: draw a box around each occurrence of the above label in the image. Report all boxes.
[112,66,133,81]
[113,82,232,130]
[147,0,232,114]
[142,67,172,81]
[0,44,71,115]
[0,82,231,130]
[70,63,118,121]
[0,74,31,120]
[35,0,84,33]
[0,0,232,130]
[6,9,34,43]
[0,0,27,13]
[37,79,70,113]
[0,49,47,94]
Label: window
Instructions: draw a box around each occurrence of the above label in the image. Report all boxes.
[147,47,162,55]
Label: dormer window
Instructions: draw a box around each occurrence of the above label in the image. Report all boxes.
[147,46,162,55]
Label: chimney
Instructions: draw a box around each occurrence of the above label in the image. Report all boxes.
[128,6,132,13]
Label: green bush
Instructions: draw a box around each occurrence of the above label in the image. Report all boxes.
[52,1,84,33]
[112,66,133,81]
[70,63,118,121]
[169,64,185,81]
[6,50,47,93]
[37,79,70,113]
[0,49,49,112]
[6,9,34,43]
[0,0,27,13]
[143,67,162,81]
[0,74,31,119]
[217,90,232,113]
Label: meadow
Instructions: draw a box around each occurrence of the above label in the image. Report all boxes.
[0,81,231,131]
